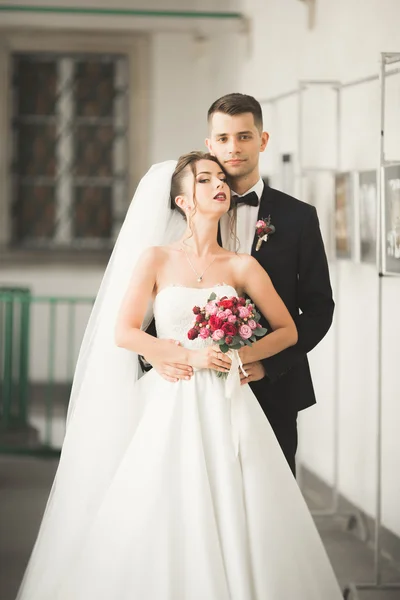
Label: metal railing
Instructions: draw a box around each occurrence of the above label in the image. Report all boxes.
[0,291,94,455]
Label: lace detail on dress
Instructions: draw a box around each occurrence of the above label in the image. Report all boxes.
[153,284,237,349]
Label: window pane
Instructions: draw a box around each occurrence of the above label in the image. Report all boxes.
[16,123,57,177]
[15,57,57,116]
[14,185,55,241]
[74,125,114,177]
[75,60,115,118]
[73,186,112,239]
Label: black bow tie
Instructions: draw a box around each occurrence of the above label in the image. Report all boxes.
[233,191,259,207]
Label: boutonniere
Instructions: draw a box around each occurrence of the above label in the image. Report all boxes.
[255,216,275,251]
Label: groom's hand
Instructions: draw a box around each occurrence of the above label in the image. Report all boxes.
[147,340,194,383]
[239,360,266,385]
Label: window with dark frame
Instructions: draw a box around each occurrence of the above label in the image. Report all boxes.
[10,52,129,249]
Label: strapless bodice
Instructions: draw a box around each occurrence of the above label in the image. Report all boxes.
[153,283,237,349]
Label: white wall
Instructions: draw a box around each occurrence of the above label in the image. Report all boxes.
[240,0,400,536]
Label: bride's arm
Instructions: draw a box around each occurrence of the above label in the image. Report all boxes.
[115,247,189,365]
[235,255,298,363]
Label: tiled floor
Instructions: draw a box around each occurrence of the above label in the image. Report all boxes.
[1,455,400,599]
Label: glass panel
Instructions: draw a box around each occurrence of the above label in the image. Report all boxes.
[73,186,112,239]
[74,125,114,177]
[14,185,56,241]
[16,123,57,177]
[75,60,115,118]
[15,57,57,116]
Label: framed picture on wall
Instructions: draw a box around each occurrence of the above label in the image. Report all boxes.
[334,172,353,259]
[383,164,400,275]
[357,170,377,265]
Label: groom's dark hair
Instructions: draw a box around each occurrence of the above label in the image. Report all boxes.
[207,93,263,132]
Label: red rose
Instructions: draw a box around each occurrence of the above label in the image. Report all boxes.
[225,336,233,345]
[193,306,201,314]
[238,297,246,306]
[195,314,203,323]
[220,299,234,309]
[256,227,264,236]
[209,315,223,331]
[222,322,237,337]
[187,327,199,340]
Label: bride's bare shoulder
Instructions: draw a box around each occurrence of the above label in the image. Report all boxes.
[230,252,263,277]
[139,244,181,265]
[230,252,256,267]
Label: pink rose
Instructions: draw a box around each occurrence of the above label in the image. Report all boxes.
[228,314,237,324]
[239,324,252,340]
[218,309,231,320]
[248,319,257,330]
[212,329,225,341]
[238,306,250,319]
[256,219,265,228]
[205,301,218,315]
[199,327,210,339]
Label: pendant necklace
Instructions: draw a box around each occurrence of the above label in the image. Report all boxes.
[181,247,216,283]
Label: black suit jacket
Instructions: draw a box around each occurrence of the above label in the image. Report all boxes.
[248,184,334,412]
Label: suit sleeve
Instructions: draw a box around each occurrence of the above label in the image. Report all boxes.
[261,206,334,382]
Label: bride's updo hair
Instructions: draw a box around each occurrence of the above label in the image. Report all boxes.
[170,151,228,218]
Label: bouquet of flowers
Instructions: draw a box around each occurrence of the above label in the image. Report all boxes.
[187,292,267,354]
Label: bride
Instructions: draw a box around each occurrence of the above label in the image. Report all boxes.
[17,152,342,599]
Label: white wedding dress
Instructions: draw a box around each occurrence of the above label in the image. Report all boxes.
[51,283,342,600]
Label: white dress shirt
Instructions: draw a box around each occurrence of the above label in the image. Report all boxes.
[221,178,264,254]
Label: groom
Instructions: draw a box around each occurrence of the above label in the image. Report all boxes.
[205,93,334,476]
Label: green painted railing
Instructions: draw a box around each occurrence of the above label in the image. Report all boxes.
[0,290,95,456]
[0,288,31,430]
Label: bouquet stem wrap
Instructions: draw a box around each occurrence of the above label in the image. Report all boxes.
[225,349,248,456]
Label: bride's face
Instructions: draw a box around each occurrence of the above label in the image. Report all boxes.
[179,159,231,219]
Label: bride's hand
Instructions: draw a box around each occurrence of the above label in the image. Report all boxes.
[189,346,232,372]
[145,339,194,383]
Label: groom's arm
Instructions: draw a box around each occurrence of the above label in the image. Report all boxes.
[138,318,157,372]
[260,206,334,382]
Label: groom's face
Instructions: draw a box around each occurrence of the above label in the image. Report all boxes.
[206,112,269,183]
